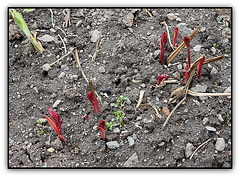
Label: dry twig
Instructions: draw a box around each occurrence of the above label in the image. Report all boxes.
[92,37,102,62]
[189,138,213,159]
[144,9,152,17]
[166,28,199,65]
[163,54,229,128]
[49,48,74,66]
[58,34,67,54]
[161,21,174,50]
[63,9,71,28]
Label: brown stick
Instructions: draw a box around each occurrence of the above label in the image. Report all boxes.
[189,138,213,159]
[74,48,89,84]
[166,28,199,65]
[161,21,174,50]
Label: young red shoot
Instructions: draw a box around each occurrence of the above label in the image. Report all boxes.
[184,36,191,67]
[184,64,190,84]
[157,74,169,85]
[172,27,178,47]
[159,31,168,64]
[87,91,100,114]
[197,55,205,79]
[44,107,65,143]
[98,120,106,140]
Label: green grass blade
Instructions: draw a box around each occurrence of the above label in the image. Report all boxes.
[9,9,44,53]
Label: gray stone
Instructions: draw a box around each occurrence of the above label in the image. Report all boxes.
[124,152,138,167]
[52,100,61,108]
[127,136,135,147]
[106,141,120,149]
[128,28,133,33]
[42,63,51,72]
[211,47,216,54]
[122,13,134,27]
[206,126,216,132]
[185,142,194,158]
[203,117,208,125]
[33,87,39,94]
[140,83,146,88]
[90,30,101,42]
[125,97,131,105]
[136,116,142,121]
[215,138,225,151]
[222,38,229,45]
[113,128,120,134]
[58,72,66,79]
[210,67,218,76]
[217,114,224,122]
[177,64,182,70]
[224,86,231,93]
[193,45,202,52]
[70,75,78,80]
[153,50,160,59]
[38,35,55,42]
[167,13,180,21]
[158,142,165,147]
[98,66,105,73]
[150,26,155,30]
[190,85,208,93]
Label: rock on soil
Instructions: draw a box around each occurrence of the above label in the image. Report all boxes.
[185,142,194,158]
[215,138,225,151]
[124,152,139,167]
[106,141,120,149]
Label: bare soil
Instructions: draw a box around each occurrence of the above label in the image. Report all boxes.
[8,7,232,168]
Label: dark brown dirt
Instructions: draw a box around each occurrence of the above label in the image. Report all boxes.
[8,7,232,168]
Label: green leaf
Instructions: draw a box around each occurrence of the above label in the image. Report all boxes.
[37,120,40,124]
[9,9,44,53]
[40,129,43,134]
[111,118,115,122]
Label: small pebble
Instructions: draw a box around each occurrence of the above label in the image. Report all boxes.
[106,141,120,149]
[58,72,66,79]
[99,66,106,73]
[47,147,55,152]
[203,117,208,125]
[161,107,170,116]
[206,126,216,132]
[215,138,225,151]
[52,100,61,108]
[217,114,224,122]
[33,87,38,94]
[127,136,135,147]
[42,64,51,72]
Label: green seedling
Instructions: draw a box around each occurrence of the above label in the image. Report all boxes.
[106,96,127,130]
[36,119,48,134]
[9,9,44,53]
[213,43,216,47]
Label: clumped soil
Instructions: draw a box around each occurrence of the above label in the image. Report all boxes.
[8,8,232,168]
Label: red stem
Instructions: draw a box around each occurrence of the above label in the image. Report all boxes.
[184,36,191,67]
[98,120,106,139]
[197,55,205,79]
[87,91,100,114]
[159,31,168,64]
[172,27,178,47]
